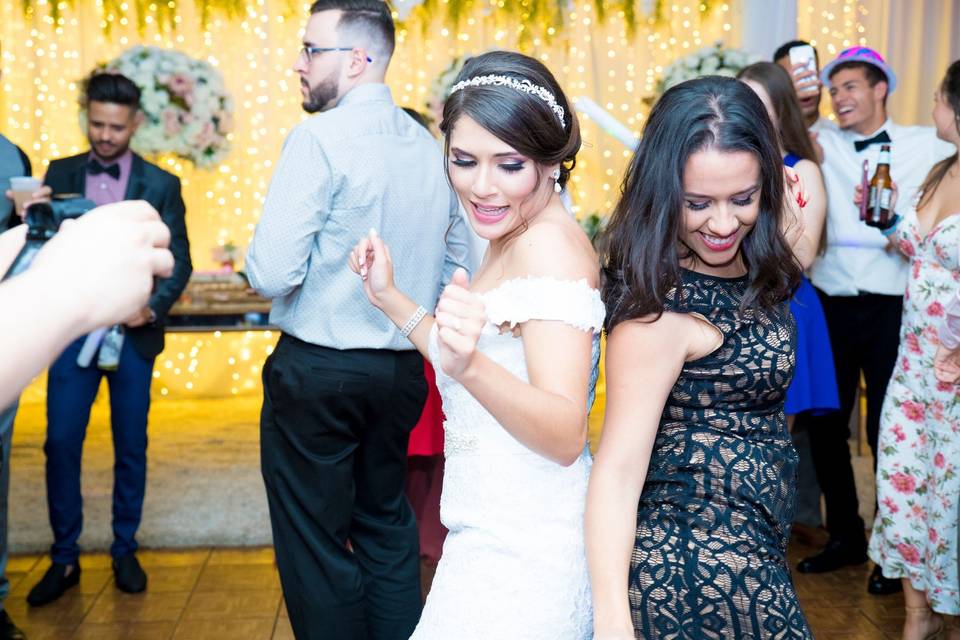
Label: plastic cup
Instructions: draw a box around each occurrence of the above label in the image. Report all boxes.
[9,176,42,214]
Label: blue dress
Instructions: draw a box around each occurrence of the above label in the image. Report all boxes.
[783,153,840,415]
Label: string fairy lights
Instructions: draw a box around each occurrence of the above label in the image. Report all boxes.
[2,0,878,401]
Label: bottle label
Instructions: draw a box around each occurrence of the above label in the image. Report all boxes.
[880,188,892,208]
[868,187,892,210]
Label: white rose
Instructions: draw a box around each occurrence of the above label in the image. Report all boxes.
[684,54,700,70]
[140,88,168,115]
[701,56,719,74]
[716,68,736,78]
[726,51,748,68]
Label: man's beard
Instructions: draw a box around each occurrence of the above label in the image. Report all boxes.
[302,75,339,114]
[89,138,129,163]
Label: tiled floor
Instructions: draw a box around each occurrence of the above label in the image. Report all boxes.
[4,548,289,639]
[2,539,915,639]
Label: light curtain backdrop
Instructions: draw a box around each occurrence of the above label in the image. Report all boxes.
[2,0,958,401]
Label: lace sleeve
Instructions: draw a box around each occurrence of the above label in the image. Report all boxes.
[480,277,605,333]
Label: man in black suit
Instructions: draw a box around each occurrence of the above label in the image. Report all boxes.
[27,72,192,606]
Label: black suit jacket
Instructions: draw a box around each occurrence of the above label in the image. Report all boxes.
[44,152,193,360]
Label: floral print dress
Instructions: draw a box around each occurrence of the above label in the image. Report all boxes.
[869,206,960,615]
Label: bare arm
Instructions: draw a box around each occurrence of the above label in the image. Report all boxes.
[350,235,594,465]
[935,269,960,384]
[352,219,598,465]
[348,229,435,358]
[0,202,173,408]
[453,315,593,465]
[784,159,827,270]
[442,221,599,465]
[587,312,719,636]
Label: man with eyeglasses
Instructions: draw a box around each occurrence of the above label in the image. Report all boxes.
[246,1,470,638]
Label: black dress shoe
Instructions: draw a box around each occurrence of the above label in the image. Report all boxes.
[113,553,147,593]
[796,539,868,573]
[0,610,25,640]
[867,564,903,595]
[27,562,80,606]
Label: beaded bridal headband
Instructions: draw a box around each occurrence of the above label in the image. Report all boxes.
[447,74,566,126]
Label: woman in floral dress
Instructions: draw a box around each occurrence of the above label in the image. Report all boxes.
[868,60,960,640]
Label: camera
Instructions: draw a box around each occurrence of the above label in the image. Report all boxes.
[2,196,96,281]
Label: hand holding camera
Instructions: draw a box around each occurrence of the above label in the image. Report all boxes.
[29,200,174,334]
[0,199,173,406]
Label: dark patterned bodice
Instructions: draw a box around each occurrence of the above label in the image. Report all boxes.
[629,270,812,639]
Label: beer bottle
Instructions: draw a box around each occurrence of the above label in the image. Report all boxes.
[866,144,893,227]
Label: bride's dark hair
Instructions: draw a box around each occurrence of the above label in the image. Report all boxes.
[600,75,801,331]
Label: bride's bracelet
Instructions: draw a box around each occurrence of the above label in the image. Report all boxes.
[400,305,428,338]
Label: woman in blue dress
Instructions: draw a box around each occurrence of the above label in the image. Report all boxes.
[738,62,840,423]
[739,62,840,540]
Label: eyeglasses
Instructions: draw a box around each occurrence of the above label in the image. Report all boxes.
[300,46,373,64]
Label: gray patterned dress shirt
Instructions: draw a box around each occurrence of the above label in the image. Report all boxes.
[246,83,470,351]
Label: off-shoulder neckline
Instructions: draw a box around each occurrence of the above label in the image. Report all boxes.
[474,275,601,298]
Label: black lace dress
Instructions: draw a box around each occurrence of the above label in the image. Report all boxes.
[628,270,813,639]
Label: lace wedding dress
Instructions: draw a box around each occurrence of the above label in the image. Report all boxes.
[410,277,605,640]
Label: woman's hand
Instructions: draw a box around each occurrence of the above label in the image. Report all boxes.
[783,166,809,217]
[5,185,52,219]
[782,166,809,246]
[854,180,899,213]
[29,200,173,334]
[348,228,396,308]
[934,344,960,384]
[435,268,486,380]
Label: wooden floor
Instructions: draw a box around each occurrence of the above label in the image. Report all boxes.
[0,538,914,639]
[789,540,907,640]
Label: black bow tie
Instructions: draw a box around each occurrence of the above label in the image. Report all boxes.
[88,160,121,180]
[854,130,891,152]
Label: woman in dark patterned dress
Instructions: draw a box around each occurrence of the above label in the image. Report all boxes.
[585,76,813,639]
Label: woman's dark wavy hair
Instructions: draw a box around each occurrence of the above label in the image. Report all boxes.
[439,50,581,195]
[600,75,801,331]
[917,59,960,210]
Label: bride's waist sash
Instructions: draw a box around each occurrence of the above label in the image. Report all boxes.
[443,419,536,457]
[443,419,593,466]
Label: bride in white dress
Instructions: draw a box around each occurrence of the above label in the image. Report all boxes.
[347,51,602,639]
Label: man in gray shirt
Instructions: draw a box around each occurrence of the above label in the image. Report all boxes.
[245,2,469,638]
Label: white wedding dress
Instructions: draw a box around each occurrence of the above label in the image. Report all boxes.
[410,277,605,640]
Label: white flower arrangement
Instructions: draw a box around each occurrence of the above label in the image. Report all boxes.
[654,42,762,98]
[83,46,234,168]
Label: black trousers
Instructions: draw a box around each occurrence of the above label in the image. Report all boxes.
[804,289,902,546]
[260,334,427,640]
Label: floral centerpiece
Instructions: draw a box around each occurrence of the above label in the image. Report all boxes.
[653,41,762,99]
[83,46,234,168]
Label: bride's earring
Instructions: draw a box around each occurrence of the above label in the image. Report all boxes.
[552,168,562,194]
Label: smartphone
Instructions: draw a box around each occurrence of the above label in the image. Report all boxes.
[789,44,816,72]
[789,44,817,87]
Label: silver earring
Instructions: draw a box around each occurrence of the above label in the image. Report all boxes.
[552,169,562,193]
